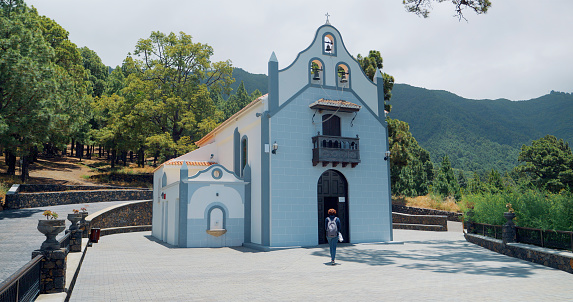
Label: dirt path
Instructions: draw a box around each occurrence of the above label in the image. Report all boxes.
[27,157,101,185]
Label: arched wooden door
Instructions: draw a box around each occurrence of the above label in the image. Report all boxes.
[317,169,349,244]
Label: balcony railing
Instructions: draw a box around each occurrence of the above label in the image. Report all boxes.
[312,135,360,167]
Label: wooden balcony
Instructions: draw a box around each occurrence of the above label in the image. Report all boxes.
[312,135,360,168]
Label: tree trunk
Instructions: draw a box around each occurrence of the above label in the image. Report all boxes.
[98,145,102,158]
[137,148,144,168]
[76,142,83,161]
[129,151,133,163]
[31,146,38,162]
[111,149,116,169]
[6,151,16,175]
[70,138,74,157]
[122,151,127,167]
[20,155,29,182]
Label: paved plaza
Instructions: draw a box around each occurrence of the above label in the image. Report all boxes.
[70,227,573,301]
[0,201,130,282]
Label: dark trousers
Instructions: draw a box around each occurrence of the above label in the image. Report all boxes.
[327,236,338,261]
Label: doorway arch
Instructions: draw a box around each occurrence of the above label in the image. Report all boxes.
[317,169,349,244]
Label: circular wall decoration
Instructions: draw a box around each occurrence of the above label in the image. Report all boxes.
[212,168,222,179]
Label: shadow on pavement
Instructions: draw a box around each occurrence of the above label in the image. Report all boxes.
[143,235,178,249]
[311,238,548,278]
[0,208,43,220]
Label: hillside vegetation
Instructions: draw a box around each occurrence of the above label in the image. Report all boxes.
[390,85,573,174]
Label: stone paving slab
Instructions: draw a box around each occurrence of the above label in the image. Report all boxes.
[70,229,573,301]
[0,201,129,282]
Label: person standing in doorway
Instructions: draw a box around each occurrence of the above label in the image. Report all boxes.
[325,208,342,265]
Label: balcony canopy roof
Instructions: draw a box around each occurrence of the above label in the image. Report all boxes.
[309,98,361,113]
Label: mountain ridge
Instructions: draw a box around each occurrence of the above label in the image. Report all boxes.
[231,68,573,174]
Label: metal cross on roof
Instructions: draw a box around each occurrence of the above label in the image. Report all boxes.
[325,12,331,24]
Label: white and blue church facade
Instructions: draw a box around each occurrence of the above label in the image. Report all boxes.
[152,22,393,249]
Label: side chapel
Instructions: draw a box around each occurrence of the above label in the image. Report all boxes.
[152,20,393,249]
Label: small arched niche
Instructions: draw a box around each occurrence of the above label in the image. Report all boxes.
[310,59,324,85]
[206,206,227,237]
[337,64,350,89]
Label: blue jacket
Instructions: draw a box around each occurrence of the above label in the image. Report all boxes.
[325,215,341,235]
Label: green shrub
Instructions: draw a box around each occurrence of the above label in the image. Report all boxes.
[466,190,573,231]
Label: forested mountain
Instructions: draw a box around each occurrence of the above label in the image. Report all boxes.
[228,68,268,97]
[232,69,573,175]
[390,85,573,174]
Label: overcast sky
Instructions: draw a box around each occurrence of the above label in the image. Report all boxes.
[25,0,573,101]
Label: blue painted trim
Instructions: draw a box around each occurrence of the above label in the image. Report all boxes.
[335,62,351,90]
[240,135,248,177]
[269,84,387,129]
[161,172,167,187]
[308,57,325,86]
[261,111,271,246]
[376,70,386,118]
[211,168,223,180]
[243,164,252,243]
[278,24,377,86]
[178,163,189,247]
[322,32,337,57]
[187,164,242,181]
[268,55,279,114]
[206,204,228,230]
[233,128,240,175]
[385,124,393,241]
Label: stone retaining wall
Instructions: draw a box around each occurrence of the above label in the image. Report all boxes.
[465,233,573,274]
[392,212,448,231]
[86,200,152,237]
[4,189,152,209]
[392,204,462,222]
[14,184,135,193]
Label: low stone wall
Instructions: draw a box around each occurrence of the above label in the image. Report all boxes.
[392,212,448,231]
[392,204,463,222]
[4,189,152,209]
[86,200,152,238]
[14,184,133,193]
[100,225,152,236]
[465,233,573,274]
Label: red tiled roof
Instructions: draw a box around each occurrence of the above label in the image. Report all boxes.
[152,160,217,173]
[164,160,217,166]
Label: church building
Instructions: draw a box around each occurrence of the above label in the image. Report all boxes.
[152,20,393,249]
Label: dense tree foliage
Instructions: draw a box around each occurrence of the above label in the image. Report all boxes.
[0,1,92,179]
[387,118,433,196]
[516,135,573,193]
[219,81,261,120]
[433,156,461,199]
[357,50,394,112]
[91,31,234,165]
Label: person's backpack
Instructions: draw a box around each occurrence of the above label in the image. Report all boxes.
[326,217,338,238]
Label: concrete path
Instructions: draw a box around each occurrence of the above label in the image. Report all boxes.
[0,201,129,282]
[70,228,573,301]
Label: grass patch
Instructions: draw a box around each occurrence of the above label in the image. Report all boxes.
[393,194,462,213]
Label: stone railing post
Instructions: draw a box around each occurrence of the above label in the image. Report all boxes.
[69,229,83,252]
[31,248,67,294]
[502,212,516,244]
